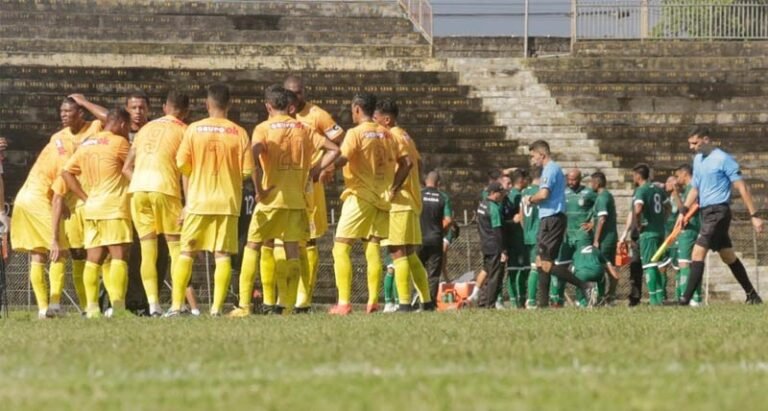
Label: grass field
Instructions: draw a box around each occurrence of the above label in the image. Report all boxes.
[1,304,767,410]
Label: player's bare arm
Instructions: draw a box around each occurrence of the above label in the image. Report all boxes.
[61,170,88,202]
[733,179,764,233]
[68,93,108,123]
[49,193,67,262]
[310,138,340,182]
[121,147,137,181]
[389,154,413,200]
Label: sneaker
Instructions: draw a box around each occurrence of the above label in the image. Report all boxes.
[329,304,352,316]
[149,311,163,318]
[495,300,505,310]
[746,292,763,305]
[586,283,598,308]
[397,304,413,313]
[104,308,114,318]
[689,300,702,307]
[37,310,55,319]
[210,311,222,317]
[365,303,379,314]
[421,301,436,312]
[294,306,311,314]
[677,298,690,307]
[86,310,102,319]
[228,306,252,318]
[163,309,181,318]
[190,308,201,317]
[525,300,537,310]
[383,303,398,313]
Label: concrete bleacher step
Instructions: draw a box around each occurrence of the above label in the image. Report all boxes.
[533,69,766,85]
[568,111,768,125]
[574,40,768,58]
[526,56,768,71]
[554,96,768,113]
[1,0,404,18]
[546,83,768,98]
[0,38,432,58]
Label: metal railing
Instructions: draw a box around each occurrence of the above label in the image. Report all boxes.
[398,0,434,45]
[574,0,768,40]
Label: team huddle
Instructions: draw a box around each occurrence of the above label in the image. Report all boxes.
[9,74,766,319]
[10,76,439,318]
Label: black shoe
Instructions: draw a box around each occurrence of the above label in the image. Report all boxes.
[421,301,436,312]
[746,292,763,305]
[294,306,311,314]
[261,305,275,315]
[397,304,413,313]
[677,298,690,306]
[628,298,641,307]
[272,306,285,315]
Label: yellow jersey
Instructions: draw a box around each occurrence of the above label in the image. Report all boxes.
[176,117,253,216]
[15,136,70,205]
[128,115,187,198]
[389,126,422,213]
[53,120,104,209]
[252,114,326,210]
[339,121,405,211]
[63,131,131,220]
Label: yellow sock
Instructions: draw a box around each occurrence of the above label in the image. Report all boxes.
[261,246,276,306]
[71,259,87,310]
[30,261,49,314]
[394,256,412,305]
[332,242,353,305]
[109,259,129,310]
[281,258,301,311]
[238,247,260,308]
[211,256,232,314]
[171,255,193,311]
[139,239,159,306]
[167,240,181,273]
[101,259,113,304]
[408,253,432,303]
[275,256,289,308]
[83,261,102,314]
[365,242,382,306]
[306,245,319,303]
[296,246,311,308]
[48,260,66,306]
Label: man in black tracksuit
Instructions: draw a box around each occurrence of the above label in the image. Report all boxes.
[476,181,508,308]
[419,171,453,302]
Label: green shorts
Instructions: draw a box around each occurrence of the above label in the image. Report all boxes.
[660,246,678,269]
[599,241,617,266]
[506,237,528,271]
[676,230,697,263]
[639,233,662,269]
[555,240,576,266]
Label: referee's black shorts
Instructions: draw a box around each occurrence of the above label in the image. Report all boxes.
[537,213,567,263]
[696,204,733,251]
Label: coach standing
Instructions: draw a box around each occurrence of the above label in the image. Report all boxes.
[523,140,589,307]
[678,127,763,305]
[419,171,453,302]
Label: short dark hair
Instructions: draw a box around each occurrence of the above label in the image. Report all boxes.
[511,168,527,184]
[676,164,693,175]
[687,125,710,139]
[487,169,501,181]
[207,83,231,109]
[125,89,149,106]
[166,90,190,112]
[265,84,290,111]
[529,166,542,180]
[61,97,83,111]
[375,98,399,118]
[107,108,131,124]
[352,93,376,117]
[528,140,551,155]
[591,171,607,188]
[632,163,651,180]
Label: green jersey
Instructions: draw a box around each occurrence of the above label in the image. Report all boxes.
[573,245,607,282]
[681,184,701,233]
[566,185,596,243]
[664,192,679,238]
[504,187,524,242]
[521,184,540,245]
[633,182,666,236]
[592,189,618,245]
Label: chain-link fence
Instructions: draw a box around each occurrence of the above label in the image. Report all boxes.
[1,217,766,312]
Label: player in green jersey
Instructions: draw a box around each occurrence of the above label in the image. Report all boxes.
[504,169,528,308]
[674,164,703,305]
[572,245,620,307]
[586,171,619,304]
[658,175,679,301]
[631,164,669,306]
[520,168,541,308]
[551,169,596,306]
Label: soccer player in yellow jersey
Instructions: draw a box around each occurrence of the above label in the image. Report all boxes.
[230,85,339,317]
[374,99,434,312]
[284,75,345,313]
[56,96,105,311]
[330,93,412,315]
[122,91,190,316]
[61,109,132,318]
[168,84,254,317]
[10,129,73,319]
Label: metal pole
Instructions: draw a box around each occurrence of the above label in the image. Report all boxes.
[205,252,212,306]
[523,0,529,58]
[705,252,710,305]
[640,0,649,39]
[570,0,577,54]
[753,228,760,294]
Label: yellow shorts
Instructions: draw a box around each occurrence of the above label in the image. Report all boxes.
[335,195,389,240]
[84,219,133,249]
[130,191,183,238]
[382,210,423,247]
[10,202,69,252]
[307,181,328,239]
[65,205,85,249]
[247,207,309,243]
[180,214,237,254]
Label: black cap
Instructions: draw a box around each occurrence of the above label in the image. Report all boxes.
[487,181,504,193]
